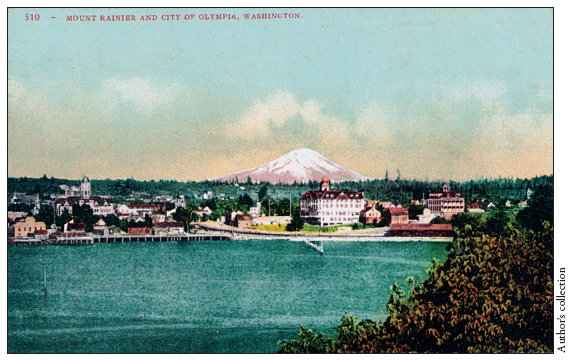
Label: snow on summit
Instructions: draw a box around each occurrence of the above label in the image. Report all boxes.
[209,148,372,184]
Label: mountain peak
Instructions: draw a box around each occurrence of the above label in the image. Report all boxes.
[209,149,372,184]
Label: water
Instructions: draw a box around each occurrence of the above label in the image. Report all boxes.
[8,240,449,353]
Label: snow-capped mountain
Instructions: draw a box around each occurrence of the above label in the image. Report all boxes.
[209,148,373,184]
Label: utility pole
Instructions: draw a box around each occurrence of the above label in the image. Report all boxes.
[290,193,292,217]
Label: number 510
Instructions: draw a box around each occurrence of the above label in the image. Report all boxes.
[25,14,40,20]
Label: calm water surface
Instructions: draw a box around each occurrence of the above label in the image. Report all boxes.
[8,240,449,353]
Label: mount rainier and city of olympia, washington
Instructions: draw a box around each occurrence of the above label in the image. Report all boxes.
[8,8,554,354]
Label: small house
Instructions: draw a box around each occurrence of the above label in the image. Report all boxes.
[153,222,184,236]
[359,205,381,224]
[388,206,409,225]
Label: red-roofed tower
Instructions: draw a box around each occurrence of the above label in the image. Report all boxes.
[320,176,330,191]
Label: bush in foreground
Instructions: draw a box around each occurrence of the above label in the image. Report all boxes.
[277,223,553,353]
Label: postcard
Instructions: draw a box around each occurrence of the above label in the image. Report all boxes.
[7,8,559,354]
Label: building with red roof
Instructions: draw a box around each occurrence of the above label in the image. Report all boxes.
[390,223,454,237]
[34,228,50,240]
[388,206,409,225]
[128,227,152,235]
[359,205,382,224]
[300,175,365,226]
[67,222,86,232]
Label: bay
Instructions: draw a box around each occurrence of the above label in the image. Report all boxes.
[8,240,449,353]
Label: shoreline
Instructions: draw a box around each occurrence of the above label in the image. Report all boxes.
[194,222,453,242]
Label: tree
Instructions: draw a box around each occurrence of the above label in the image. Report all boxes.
[286,206,304,231]
[486,209,510,236]
[408,204,424,220]
[103,214,120,227]
[56,210,72,230]
[450,212,487,239]
[277,198,291,216]
[72,204,98,232]
[173,207,192,231]
[238,194,254,208]
[258,186,268,202]
[35,205,55,227]
[516,184,553,233]
[430,216,449,224]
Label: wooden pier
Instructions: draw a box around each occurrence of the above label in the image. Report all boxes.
[8,234,231,246]
[303,239,324,254]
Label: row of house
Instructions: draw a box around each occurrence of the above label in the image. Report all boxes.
[9,215,185,240]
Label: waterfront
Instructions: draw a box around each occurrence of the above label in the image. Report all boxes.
[8,240,449,353]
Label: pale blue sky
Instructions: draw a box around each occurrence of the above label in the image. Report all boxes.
[8,8,553,181]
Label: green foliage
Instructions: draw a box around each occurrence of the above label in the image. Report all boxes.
[172,207,192,231]
[102,214,120,227]
[486,209,511,237]
[286,206,305,231]
[277,314,379,353]
[408,204,424,220]
[8,203,33,213]
[300,224,340,233]
[34,205,55,228]
[72,204,99,232]
[430,217,449,224]
[450,212,488,239]
[258,186,268,202]
[55,210,72,230]
[516,184,553,233]
[278,223,554,353]
[350,223,375,230]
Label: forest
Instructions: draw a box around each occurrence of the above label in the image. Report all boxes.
[8,174,552,207]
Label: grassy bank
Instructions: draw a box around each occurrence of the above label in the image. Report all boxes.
[249,223,342,233]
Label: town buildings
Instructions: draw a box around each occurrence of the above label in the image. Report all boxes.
[67,222,86,232]
[467,202,485,213]
[424,182,465,220]
[300,176,365,227]
[388,206,409,225]
[390,223,454,237]
[153,222,184,235]
[359,205,381,224]
[55,177,114,216]
[128,227,152,235]
[233,214,252,228]
[250,202,262,218]
[13,216,46,237]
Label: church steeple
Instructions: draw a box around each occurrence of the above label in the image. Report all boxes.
[80,176,91,199]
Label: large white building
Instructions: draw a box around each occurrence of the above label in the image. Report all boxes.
[300,176,365,227]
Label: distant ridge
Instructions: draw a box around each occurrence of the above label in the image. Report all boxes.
[209,148,373,184]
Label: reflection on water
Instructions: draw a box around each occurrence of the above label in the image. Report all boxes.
[8,240,449,353]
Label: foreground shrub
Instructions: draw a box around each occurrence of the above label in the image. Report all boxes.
[278,223,553,353]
